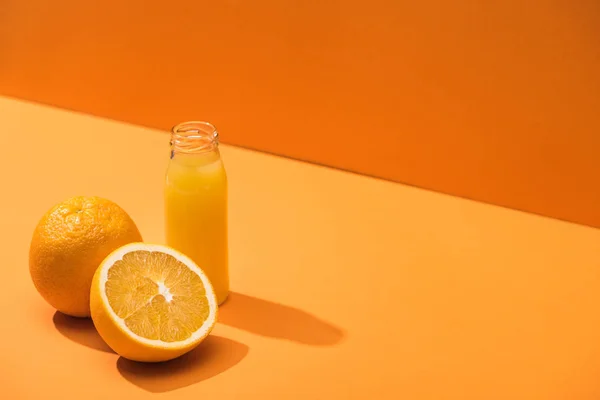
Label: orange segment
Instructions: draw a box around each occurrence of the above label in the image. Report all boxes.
[90,243,218,362]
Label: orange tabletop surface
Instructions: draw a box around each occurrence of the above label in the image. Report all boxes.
[1,96,600,399]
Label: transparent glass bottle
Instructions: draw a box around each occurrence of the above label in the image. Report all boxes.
[164,121,229,305]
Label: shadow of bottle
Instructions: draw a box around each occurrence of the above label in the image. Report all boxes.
[219,292,345,345]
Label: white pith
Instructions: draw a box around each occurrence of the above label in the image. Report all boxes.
[157,281,173,302]
[98,242,217,348]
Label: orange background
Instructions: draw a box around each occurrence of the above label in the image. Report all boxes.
[2,97,600,399]
[1,0,599,229]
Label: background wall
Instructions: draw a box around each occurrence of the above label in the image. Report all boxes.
[1,1,599,227]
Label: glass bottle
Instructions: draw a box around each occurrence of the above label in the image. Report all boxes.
[164,121,229,305]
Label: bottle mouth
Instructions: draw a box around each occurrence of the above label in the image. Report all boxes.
[171,121,219,154]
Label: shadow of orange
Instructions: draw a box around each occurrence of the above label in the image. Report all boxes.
[219,292,344,346]
[52,311,114,353]
[117,335,248,393]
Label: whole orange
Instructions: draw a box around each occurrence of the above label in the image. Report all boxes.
[29,196,143,317]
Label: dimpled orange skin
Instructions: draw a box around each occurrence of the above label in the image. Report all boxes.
[29,196,143,317]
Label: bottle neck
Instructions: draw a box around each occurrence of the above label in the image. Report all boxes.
[170,121,220,159]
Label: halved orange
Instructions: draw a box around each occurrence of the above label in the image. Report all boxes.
[90,243,218,362]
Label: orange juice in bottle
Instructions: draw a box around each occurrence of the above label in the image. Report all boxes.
[164,121,229,304]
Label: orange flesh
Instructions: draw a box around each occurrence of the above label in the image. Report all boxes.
[105,250,210,342]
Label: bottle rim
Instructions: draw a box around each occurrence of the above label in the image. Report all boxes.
[170,121,219,154]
